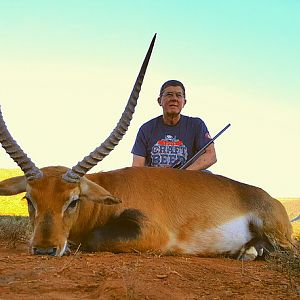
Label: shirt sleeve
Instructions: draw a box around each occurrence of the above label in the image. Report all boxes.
[131,126,148,157]
[194,118,212,150]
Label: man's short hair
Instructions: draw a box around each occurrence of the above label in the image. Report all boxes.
[159,80,186,97]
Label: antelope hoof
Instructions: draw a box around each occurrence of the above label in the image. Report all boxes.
[237,246,258,261]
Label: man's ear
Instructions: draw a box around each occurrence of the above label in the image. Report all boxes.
[79,177,121,205]
[157,97,162,106]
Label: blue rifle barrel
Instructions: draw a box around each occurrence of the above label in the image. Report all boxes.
[172,123,231,169]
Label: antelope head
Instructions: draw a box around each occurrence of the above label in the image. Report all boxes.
[0,35,156,256]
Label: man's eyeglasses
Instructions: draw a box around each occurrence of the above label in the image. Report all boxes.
[162,92,184,99]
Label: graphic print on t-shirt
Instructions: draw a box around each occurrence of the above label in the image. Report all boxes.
[150,134,188,167]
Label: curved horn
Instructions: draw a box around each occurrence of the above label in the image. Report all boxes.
[0,107,43,181]
[63,34,157,183]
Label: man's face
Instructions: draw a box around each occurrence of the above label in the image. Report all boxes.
[158,86,186,116]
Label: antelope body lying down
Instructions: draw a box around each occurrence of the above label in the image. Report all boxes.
[0,35,294,260]
[0,165,294,260]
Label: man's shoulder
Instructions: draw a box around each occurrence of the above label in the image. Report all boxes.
[181,115,206,125]
[140,116,161,129]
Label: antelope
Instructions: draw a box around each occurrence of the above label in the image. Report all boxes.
[0,36,295,260]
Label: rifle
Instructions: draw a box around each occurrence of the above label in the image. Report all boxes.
[172,123,231,169]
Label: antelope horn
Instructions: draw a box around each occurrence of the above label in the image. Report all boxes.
[0,107,43,181]
[63,34,157,183]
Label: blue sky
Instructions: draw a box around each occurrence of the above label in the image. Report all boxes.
[0,1,299,197]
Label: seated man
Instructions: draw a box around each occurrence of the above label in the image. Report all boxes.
[131,80,217,170]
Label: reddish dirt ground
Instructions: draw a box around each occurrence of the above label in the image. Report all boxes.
[0,242,299,300]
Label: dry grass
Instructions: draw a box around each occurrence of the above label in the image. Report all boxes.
[0,216,31,247]
[277,198,300,241]
[266,245,300,277]
[278,197,300,221]
[0,169,31,247]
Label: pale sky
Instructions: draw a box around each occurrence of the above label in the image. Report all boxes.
[0,1,299,197]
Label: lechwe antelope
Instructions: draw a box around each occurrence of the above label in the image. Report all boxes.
[0,37,295,260]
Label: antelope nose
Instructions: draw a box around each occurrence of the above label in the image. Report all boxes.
[33,247,57,256]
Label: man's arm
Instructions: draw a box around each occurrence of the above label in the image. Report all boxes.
[186,143,217,170]
[132,154,146,167]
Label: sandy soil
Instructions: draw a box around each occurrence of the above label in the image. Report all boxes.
[0,242,299,300]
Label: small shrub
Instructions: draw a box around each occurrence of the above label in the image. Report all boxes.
[266,244,300,276]
[0,216,32,247]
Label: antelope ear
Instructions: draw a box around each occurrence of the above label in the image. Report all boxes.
[79,177,121,205]
[0,176,26,195]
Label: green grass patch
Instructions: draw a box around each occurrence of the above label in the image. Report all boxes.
[0,168,27,216]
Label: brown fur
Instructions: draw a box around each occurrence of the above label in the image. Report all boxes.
[0,166,294,257]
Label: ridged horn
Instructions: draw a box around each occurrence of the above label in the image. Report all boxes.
[0,107,43,181]
[63,34,157,183]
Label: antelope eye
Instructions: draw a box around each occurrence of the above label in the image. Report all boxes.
[67,198,80,211]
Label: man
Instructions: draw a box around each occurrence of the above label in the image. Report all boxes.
[131,80,217,170]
